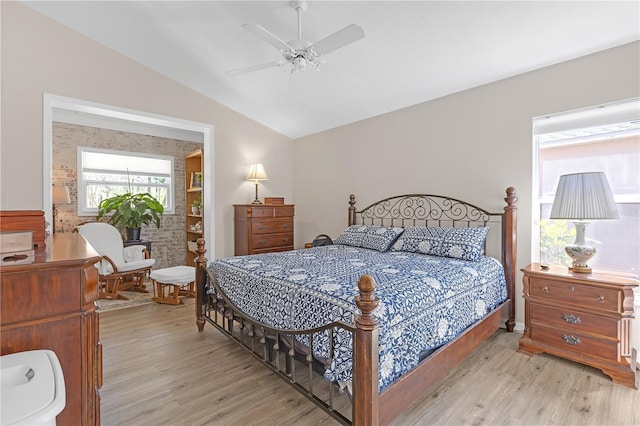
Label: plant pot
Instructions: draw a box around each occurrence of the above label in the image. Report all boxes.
[126,227,141,242]
[191,206,200,215]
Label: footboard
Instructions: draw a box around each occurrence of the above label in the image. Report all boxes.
[194,239,363,424]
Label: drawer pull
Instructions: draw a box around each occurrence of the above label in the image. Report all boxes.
[562,314,581,324]
[596,296,605,303]
[258,226,266,230]
[259,240,266,245]
[568,286,574,292]
[283,238,289,243]
[562,335,581,345]
[283,224,289,229]
[541,286,549,293]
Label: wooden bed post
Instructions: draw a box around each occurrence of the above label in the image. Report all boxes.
[348,194,356,226]
[503,187,517,332]
[353,275,380,426]
[195,238,207,332]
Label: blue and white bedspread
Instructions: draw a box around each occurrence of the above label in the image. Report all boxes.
[207,244,507,390]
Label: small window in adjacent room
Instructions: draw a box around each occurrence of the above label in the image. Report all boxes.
[78,147,174,216]
[533,99,640,275]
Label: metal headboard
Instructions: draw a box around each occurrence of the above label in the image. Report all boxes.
[346,193,509,263]
[348,193,501,228]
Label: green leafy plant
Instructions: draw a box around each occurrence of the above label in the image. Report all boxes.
[192,195,202,209]
[540,218,574,266]
[97,192,164,230]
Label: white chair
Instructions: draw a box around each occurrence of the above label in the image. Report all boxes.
[76,222,155,300]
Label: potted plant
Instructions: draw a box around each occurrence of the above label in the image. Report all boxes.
[97,192,164,241]
[191,196,202,215]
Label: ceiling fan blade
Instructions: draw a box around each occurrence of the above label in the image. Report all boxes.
[311,24,365,56]
[242,23,293,52]
[227,61,286,76]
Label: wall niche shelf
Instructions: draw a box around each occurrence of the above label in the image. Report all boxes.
[185,148,203,266]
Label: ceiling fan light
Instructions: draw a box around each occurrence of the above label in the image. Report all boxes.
[293,56,307,71]
[230,0,364,76]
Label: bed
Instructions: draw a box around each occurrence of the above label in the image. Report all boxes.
[194,188,517,425]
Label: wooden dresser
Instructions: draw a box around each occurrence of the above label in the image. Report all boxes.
[0,233,103,424]
[518,263,638,389]
[234,204,294,255]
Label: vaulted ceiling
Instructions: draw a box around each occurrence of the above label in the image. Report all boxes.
[23,1,640,139]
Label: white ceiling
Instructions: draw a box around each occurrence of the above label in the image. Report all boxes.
[23,1,640,139]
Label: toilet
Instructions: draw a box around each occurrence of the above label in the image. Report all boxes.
[1,350,66,425]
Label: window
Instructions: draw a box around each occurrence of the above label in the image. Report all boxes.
[78,147,174,216]
[533,99,640,275]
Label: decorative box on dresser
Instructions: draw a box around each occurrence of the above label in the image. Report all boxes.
[234,204,294,255]
[518,263,639,389]
[0,233,103,424]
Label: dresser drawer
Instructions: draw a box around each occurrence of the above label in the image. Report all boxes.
[252,219,293,235]
[530,303,618,337]
[531,323,618,361]
[250,207,276,218]
[529,277,620,313]
[251,233,293,250]
[273,206,294,217]
[249,206,295,218]
[1,268,81,324]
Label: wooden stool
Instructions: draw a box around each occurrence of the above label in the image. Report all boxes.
[150,266,196,305]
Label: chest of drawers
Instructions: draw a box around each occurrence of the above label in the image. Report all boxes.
[234,204,294,255]
[1,233,103,424]
[518,263,638,388]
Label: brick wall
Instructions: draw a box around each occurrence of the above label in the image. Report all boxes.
[52,122,203,269]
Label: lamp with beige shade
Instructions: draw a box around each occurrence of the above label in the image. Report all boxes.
[247,163,268,205]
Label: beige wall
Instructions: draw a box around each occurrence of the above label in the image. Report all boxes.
[292,41,640,327]
[0,2,294,259]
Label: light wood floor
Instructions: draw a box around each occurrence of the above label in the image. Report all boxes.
[100,300,640,425]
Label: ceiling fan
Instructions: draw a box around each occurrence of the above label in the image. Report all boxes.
[228,0,365,76]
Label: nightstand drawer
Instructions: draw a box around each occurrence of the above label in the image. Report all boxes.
[252,219,293,235]
[530,303,618,337]
[531,324,618,361]
[251,233,293,249]
[530,278,620,313]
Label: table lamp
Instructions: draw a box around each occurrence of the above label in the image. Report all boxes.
[247,163,268,205]
[52,184,71,234]
[549,172,619,273]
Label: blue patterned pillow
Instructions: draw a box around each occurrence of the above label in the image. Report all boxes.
[335,225,404,252]
[391,226,489,261]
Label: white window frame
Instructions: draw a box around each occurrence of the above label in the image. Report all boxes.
[532,98,640,273]
[77,146,175,216]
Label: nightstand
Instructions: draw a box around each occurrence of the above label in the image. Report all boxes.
[518,263,638,389]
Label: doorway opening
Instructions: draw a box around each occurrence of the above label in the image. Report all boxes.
[43,93,215,258]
